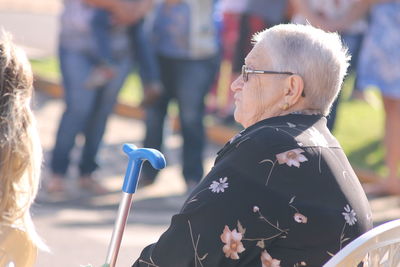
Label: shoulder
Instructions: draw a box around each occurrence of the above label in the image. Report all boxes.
[247,122,299,146]
[241,115,321,153]
[0,225,37,266]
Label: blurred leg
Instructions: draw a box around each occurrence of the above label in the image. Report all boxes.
[128,21,162,107]
[175,57,219,184]
[382,97,400,182]
[91,9,113,64]
[342,33,364,95]
[50,46,97,177]
[47,46,97,193]
[365,96,400,195]
[140,55,174,182]
[128,20,160,86]
[79,57,132,176]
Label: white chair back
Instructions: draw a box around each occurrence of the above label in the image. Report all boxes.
[323,219,400,267]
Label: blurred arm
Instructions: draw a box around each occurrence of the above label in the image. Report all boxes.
[291,0,372,32]
[112,0,154,25]
[83,0,154,26]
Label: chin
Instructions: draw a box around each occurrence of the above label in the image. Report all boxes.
[233,111,245,127]
[233,110,240,123]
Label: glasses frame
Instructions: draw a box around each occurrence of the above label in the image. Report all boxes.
[241,65,305,97]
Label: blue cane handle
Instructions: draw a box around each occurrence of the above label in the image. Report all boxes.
[122,144,166,193]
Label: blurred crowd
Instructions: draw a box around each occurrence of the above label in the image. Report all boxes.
[45,0,400,196]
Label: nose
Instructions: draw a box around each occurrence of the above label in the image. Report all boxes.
[230,74,244,92]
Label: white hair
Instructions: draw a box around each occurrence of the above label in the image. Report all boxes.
[252,24,350,116]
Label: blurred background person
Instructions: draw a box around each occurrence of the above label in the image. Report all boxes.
[206,0,247,117]
[219,0,247,68]
[46,0,151,194]
[87,0,163,106]
[290,0,370,131]
[0,32,47,267]
[140,0,220,192]
[233,0,290,73]
[356,0,400,195]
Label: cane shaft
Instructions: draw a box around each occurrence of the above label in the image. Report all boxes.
[105,193,133,267]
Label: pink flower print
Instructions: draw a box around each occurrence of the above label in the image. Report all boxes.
[294,213,308,223]
[276,149,308,168]
[220,225,246,260]
[260,250,281,267]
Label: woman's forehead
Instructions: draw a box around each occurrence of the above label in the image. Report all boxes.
[245,46,270,68]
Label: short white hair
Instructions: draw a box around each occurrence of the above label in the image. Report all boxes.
[252,24,350,116]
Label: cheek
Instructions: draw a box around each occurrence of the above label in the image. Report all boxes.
[246,87,265,112]
[233,92,251,124]
[258,83,283,111]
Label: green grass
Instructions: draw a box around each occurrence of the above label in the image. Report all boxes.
[334,76,385,175]
[30,58,60,81]
[30,57,386,175]
[30,57,143,105]
[117,70,142,105]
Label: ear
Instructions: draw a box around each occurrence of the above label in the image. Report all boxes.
[283,74,304,105]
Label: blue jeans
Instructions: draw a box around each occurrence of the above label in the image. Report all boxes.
[91,8,114,64]
[92,8,160,84]
[127,20,161,85]
[142,55,219,183]
[50,45,131,176]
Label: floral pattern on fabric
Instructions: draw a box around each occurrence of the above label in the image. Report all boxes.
[220,216,287,263]
[209,177,229,193]
[187,220,208,265]
[293,213,308,224]
[184,176,230,207]
[276,149,308,168]
[261,249,281,267]
[288,196,308,224]
[342,205,357,226]
[260,148,308,186]
[132,114,372,267]
[220,225,246,260]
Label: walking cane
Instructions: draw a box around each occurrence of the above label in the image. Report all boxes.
[103,144,166,267]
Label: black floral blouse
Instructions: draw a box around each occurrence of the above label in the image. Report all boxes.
[132,114,373,267]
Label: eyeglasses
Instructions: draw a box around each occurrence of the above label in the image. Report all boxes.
[242,65,294,82]
[241,65,305,97]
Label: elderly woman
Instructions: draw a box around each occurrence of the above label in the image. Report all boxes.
[132,24,372,267]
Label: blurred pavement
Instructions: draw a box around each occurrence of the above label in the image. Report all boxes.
[0,0,60,58]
